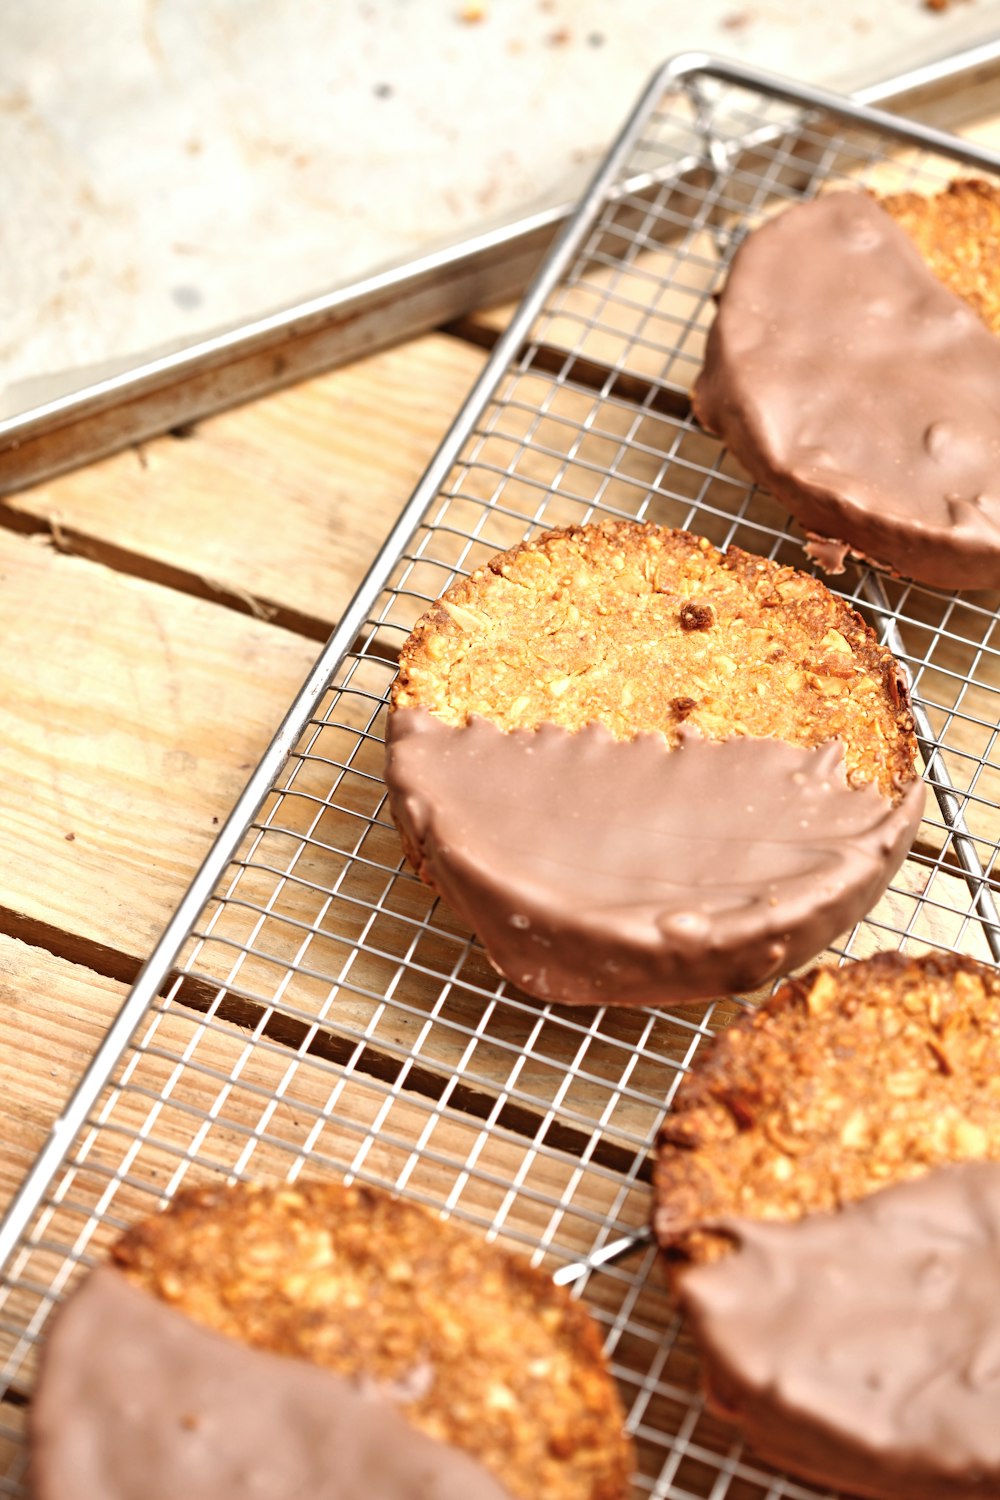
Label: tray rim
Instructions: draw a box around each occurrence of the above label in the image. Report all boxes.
[3,36,1000,495]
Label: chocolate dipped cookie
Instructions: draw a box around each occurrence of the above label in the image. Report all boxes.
[654,952,1000,1500]
[692,187,1000,590]
[386,521,923,1007]
[31,1180,631,1500]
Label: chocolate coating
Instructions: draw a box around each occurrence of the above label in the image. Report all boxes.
[30,1266,513,1500]
[693,192,1000,591]
[679,1163,1000,1500]
[384,709,924,1007]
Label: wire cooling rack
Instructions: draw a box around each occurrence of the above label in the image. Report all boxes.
[4,53,1000,1500]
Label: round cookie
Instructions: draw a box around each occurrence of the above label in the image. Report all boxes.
[654,951,1000,1265]
[692,188,1000,591]
[103,1180,632,1500]
[654,951,1000,1500]
[386,521,923,1007]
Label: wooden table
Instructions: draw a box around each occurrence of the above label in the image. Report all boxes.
[0,326,493,1211]
[0,85,994,1205]
[3,68,1000,1494]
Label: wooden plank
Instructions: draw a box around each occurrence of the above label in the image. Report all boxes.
[0,335,487,640]
[12,829,971,1244]
[0,936,634,1257]
[0,1411,24,1496]
[0,850,976,1242]
[0,938,126,1214]
[1,351,995,984]
[0,527,318,967]
[0,481,985,1236]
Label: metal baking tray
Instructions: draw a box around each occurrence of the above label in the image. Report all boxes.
[4,52,1000,1499]
[4,36,1000,497]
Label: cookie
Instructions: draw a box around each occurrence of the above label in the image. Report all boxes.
[679,1161,1000,1500]
[655,953,1000,1497]
[692,189,1000,590]
[386,521,923,1007]
[654,951,1000,1265]
[74,1180,630,1500]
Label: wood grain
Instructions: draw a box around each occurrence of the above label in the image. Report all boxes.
[0,335,486,639]
[0,937,650,1399]
[0,527,317,967]
[0,938,126,1212]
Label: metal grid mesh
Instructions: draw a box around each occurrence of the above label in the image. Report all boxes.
[3,61,1000,1499]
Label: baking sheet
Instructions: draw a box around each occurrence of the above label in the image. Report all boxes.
[4,0,1000,419]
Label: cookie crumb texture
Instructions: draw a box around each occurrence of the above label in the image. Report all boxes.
[882,177,1000,336]
[111,1180,632,1500]
[655,952,1000,1264]
[393,521,916,803]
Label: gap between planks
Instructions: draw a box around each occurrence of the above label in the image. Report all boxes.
[0,919,646,1208]
[0,332,489,646]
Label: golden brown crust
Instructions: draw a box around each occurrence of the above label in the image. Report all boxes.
[392,521,918,802]
[111,1180,631,1500]
[654,952,1000,1266]
[881,178,1000,336]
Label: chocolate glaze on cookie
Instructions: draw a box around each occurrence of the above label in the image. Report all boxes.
[693,192,1000,591]
[679,1163,1000,1500]
[385,710,923,1007]
[30,1267,513,1500]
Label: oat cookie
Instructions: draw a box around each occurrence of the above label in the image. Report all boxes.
[109,1179,632,1500]
[386,521,923,1006]
[655,949,1000,1500]
[392,521,914,792]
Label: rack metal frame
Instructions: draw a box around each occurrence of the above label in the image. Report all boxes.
[4,53,1000,1499]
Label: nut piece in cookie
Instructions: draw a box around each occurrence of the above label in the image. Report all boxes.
[107,1180,632,1500]
[386,521,922,1007]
